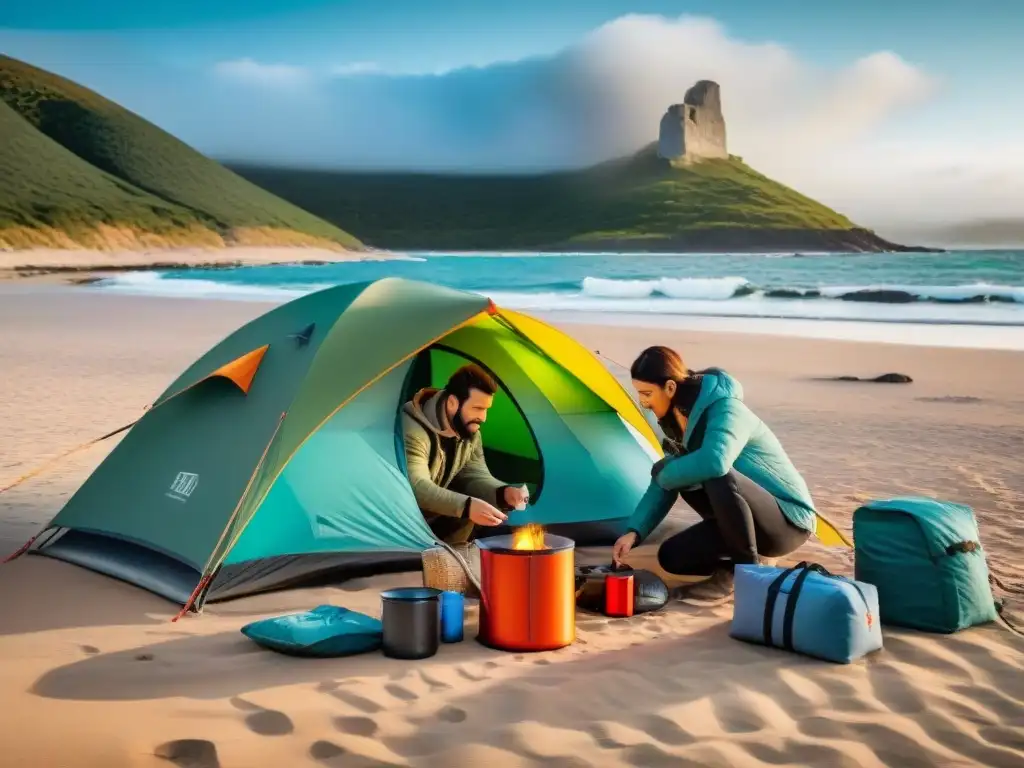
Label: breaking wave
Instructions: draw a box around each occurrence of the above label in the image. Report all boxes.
[579,276,1024,305]
[91,268,1024,329]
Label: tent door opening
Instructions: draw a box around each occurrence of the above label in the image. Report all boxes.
[399,345,545,502]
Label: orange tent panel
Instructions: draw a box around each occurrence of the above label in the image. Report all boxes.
[209,344,269,394]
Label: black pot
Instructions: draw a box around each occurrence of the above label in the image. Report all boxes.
[380,587,441,660]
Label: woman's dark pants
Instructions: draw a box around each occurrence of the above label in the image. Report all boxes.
[651,470,811,576]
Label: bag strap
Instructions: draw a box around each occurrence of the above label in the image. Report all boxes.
[763,562,875,650]
[762,561,810,647]
[781,563,832,651]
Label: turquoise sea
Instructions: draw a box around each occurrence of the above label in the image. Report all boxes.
[93,249,1024,349]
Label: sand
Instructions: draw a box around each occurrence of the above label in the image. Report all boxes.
[0,245,402,281]
[0,284,1022,768]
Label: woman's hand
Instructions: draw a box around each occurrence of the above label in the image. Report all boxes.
[612,531,638,567]
[651,455,671,479]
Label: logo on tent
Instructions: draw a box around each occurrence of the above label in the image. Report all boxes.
[167,471,199,502]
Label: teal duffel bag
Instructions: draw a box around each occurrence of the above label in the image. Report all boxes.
[853,496,998,633]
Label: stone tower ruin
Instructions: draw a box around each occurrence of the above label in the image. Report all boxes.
[657,80,728,162]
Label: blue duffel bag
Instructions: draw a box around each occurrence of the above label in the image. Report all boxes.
[730,561,883,664]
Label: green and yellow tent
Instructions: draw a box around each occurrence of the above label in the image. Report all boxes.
[15,278,668,612]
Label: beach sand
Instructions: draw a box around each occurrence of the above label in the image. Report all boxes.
[0,245,398,281]
[0,285,1022,768]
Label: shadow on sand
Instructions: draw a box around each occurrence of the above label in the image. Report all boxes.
[0,556,173,636]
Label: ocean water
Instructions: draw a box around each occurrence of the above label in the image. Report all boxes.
[93,249,1024,350]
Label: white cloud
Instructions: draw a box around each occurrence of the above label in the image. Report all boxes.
[194,14,1020,230]
[557,15,939,168]
[212,58,310,86]
[330,61,380,77]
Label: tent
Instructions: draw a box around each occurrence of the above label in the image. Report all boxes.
[16,278,667,612]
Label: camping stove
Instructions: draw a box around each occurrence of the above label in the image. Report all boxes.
[476,527,575,652]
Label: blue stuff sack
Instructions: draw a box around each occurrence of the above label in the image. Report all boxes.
[730,562,883,664]
[240,605,383,658]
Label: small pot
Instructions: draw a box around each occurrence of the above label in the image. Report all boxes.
[575,563,634,613]
[380,587,441,660]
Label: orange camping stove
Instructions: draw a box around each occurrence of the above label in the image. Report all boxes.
[476,531,576,652]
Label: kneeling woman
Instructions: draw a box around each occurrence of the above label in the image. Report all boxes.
[612,346,817,600]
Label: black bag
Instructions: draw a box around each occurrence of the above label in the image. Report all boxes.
[574,564,670,615]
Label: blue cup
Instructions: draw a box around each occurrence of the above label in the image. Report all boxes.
[440,590,465,643]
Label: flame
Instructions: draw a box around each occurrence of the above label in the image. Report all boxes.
[512,523,547,551]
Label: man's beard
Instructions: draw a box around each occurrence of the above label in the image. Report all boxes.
[451,407,481,440]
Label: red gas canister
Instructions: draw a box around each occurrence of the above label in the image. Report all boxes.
[604,572,634,617]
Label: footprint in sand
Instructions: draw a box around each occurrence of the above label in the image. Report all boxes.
[333,716,378,737]
[417,670,451,692]
[229,697,294,736]
[456,665,488,682]
[438,706,467,723]
[319,685,384,714]
[154,739,220,768]
[532,658,552,666]
[384,683,418,702]
[309,740,346,763]
[80,645,100,655]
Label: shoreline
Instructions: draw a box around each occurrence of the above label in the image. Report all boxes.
[15,280,1023,352]
[0,244,410,282]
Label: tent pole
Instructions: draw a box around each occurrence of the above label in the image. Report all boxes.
[171,412,286,621]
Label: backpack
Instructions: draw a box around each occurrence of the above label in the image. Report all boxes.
[852,496,999,634]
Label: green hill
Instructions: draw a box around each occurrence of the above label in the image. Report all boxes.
[0,55,361,251]
[230,146,919,252]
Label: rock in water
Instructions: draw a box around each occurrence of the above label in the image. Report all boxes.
[658,80,729,162]
[829,373,913,384]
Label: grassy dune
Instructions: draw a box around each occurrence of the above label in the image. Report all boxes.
[0,55,361,251]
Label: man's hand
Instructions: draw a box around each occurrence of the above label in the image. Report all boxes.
[612,531,638,567]
[468,498,507,527]
[503,485,530,510]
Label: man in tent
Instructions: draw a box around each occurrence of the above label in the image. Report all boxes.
[402,363,530,544]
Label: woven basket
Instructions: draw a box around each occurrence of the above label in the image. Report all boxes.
[422,542,481,597]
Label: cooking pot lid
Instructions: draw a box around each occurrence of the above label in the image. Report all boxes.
[380,587,442,601]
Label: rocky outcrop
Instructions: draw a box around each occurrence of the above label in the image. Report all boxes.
[658,80,728,162]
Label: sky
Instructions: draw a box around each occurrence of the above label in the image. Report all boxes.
[3,1,1023,236]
